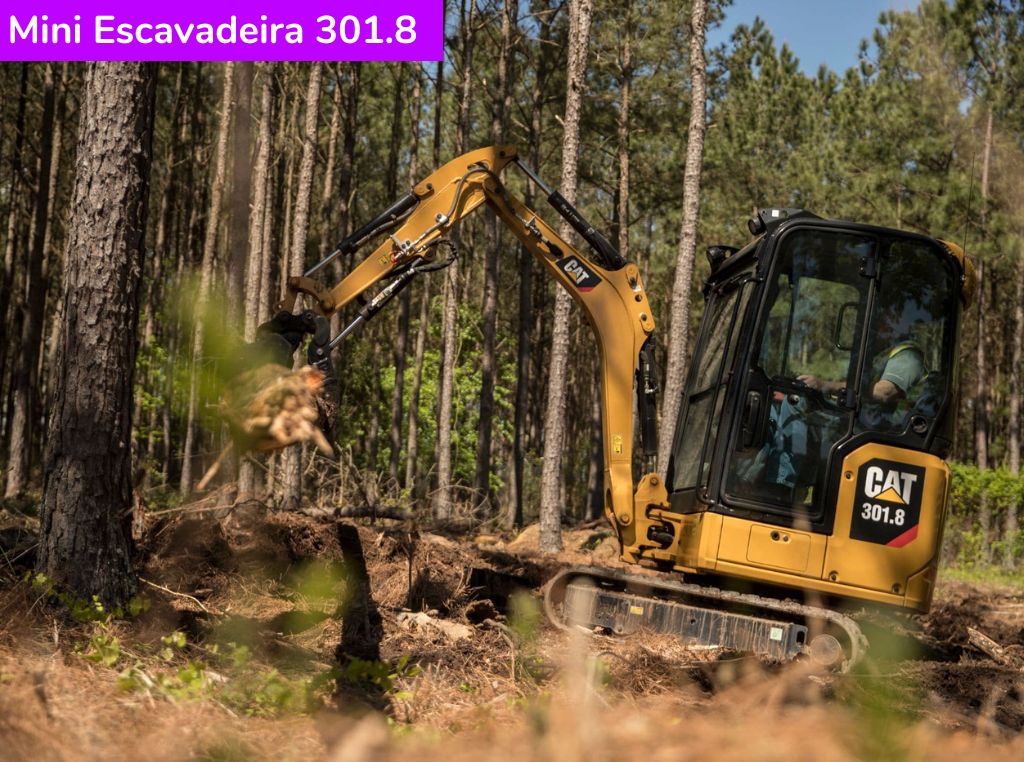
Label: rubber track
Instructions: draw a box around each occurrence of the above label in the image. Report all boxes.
[543,565,869,673]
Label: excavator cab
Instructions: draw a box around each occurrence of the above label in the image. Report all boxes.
[660,209,972,612]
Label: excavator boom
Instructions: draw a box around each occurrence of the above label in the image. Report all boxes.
[279,145,662,539]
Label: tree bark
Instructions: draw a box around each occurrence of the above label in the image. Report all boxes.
[180,63,235,496]
[658,0,709,473]
[434,0,475,520]
[475,0,516,509]
[227,63,253,321]
[245,64,275,343]
[387,64,410,487]
[5,64,56,497]
[615,0,633,260]
[1006,237,1023,568]
[403,63,431,495]
[511,4,553,529]
[0,65,28,419]
[330,63,361,371]
[238,62,275,501]
[975,103,993,561]
[318,64,343,267]
[405,280,431,494]
[280,63,323,512]
[539,0,594,553]
[38,61,155,608]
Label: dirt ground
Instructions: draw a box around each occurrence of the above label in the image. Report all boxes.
[1,503,1023,761]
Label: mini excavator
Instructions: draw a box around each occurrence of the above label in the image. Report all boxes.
[261,146,974,671]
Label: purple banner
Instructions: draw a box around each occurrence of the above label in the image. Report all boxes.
[1,2,442,61]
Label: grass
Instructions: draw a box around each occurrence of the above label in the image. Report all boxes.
[940,564,1024,588]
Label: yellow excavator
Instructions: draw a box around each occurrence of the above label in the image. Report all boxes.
[265,145,975,671]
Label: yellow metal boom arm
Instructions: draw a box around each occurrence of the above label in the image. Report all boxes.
[279,145,669,547]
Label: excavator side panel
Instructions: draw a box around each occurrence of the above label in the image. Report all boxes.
[823,443,949,611]
[655,444,947,613]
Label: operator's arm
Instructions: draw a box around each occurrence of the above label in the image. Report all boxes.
[797,374,844,394]
[872,348,924,403]
[871,379,902,404]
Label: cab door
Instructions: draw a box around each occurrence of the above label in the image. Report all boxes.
[667,271,754,512]
[723,228,875,530]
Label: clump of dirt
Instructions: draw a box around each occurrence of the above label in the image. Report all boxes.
[900,662,1024,732]
[926,581,1024,651]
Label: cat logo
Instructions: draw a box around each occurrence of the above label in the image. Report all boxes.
[556,256,602,292]
[851,458,926,547]
[863,466,917,505]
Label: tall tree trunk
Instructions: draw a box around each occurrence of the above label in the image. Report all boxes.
[511,4,552,528]
[387,65,410,487]
[0,65,28,411]
[34,63,67,474]
[144,64,185,467]
[317,65,344,268]
[366,346,384,474]
[475,0,516,509]
[238,63,273,501]
[227,62,254,321]
[38,61,155,608]
[975,103,993,560]
[405,280,431,494]
[615,0,633,260]
[180,62,235,496]
[1006,238,1023,568]
[330,63,361,373]
[657,0,709,473]
[5,64,57,497]
[258,71,284,327]
[219,62,254,499]
[434,0,476,520]
[405,63,436,496]
[539,0,594,552]
[280,63,323,512]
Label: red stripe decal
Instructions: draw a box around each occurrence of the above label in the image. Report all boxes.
[886,524,919,548]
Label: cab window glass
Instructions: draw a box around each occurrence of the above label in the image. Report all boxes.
[725,230,871,517]
[757,236,868,390]
[671,280,749,493]
[856,241,956,433]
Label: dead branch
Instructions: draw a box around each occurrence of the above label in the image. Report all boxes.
[139,577,221,616]
[967,627,1024,670]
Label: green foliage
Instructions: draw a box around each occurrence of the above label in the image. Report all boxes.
[945,462,1024,568]
[340,654,422,698]
[28,573,149,622]
[99,625,343,716]
[82,623,123,668]
[66,584,424,717]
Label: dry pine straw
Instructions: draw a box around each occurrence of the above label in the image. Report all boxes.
[1,512,1024,761]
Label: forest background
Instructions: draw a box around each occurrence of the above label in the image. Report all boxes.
[1,0,1022,582]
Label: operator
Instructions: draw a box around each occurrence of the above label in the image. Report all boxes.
[797,310,926,428]
[739,310,926,499]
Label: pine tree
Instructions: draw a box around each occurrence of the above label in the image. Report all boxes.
[39,62,155,608]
